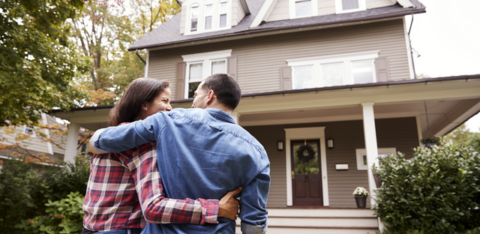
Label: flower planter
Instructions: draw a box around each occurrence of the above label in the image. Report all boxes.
[424,142,438,149]
[373,172,383,188]
[355,196,367,208]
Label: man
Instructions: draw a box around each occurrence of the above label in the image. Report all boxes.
[90,74,270,234]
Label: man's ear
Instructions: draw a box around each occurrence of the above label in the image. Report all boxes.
[206,90,216,105]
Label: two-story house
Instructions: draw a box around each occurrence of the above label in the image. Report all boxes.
[52,0,480,232]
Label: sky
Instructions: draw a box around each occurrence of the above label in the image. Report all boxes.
[406,0,480,132]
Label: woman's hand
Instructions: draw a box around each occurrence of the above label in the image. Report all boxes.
[218,187,242,220]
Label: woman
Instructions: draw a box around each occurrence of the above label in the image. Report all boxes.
[83,78,239,234]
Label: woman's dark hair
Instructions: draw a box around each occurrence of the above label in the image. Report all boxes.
[108,78,169,126]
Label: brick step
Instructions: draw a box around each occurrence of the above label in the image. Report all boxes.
[267,208,376,217]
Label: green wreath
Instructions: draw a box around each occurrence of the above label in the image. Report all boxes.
[296,145,315,162]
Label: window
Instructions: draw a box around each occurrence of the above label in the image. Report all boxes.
[190,6,199,32]
[290,0,317,19]
[336,0,366,13]
[295,0,312,17]
[24,125,36,137]
[185,1,231,35]
[219,2,228,28]
[204,4,213,30]
[182,50,232,99]
[356,148,396,170]
[287,51,379,89]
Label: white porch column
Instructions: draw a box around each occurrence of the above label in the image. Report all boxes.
[361,103,379,206]
[64,123,80,163]
[231,111,241,125]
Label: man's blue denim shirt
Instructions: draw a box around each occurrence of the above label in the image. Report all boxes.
[92,108,270,234]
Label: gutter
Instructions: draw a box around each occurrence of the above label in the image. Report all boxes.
[135,49,146,64]
[128,8,426,51]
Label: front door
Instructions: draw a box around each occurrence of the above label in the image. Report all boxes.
[291,139,323,206]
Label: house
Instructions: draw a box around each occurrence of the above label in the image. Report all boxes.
[51,0,480,232]
[0,114,67,167]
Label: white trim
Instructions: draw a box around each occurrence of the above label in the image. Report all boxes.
[356,148,396,170]
[145,49,150,78]
[64,123,80,163]
[415,115,423,147]
[335,0,366,14]
[284,127,329,206]
[403,17,414,79]
[41,113,54,155]
[250,0,277,27]
[289,0,318,19]
[182,49,232,62]
[287,51,380,66]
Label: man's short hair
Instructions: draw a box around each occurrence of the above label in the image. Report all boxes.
[202,73,241,110]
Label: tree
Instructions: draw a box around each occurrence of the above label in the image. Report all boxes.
[445,124,480,152]
[0,0,91,127]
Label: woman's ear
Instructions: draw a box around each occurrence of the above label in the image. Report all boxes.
[142,102,149,111]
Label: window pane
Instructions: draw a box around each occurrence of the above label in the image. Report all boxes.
[205,4,213,15]
[220,14,227,27]
[191,6,199,18]
[295,0,311,17]
[342,0,359,10]
[352,60,374,84]
[220,2,227,13]
[321,62,344,87]
[189,63,203,82]
[188,82,200,98]
[293,65,314,89]
[211,60,226,74]
[205,16,212,30]
[191,19,198,32]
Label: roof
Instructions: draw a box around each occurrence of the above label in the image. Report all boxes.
[128,0,426,51]
[50,74,480,113]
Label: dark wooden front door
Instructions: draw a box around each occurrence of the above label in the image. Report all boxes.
[291,139,323,206]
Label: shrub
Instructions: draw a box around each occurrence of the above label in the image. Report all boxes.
[15,192,85,234]
[0,156,90,234]
[373,143,480,234]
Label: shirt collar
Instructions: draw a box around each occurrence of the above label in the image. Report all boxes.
[205,108,236,124]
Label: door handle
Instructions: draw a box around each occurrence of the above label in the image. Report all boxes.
[291,171,294,179]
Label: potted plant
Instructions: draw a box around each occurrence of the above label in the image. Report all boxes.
[420,136,441,148]
[353,187,369,208]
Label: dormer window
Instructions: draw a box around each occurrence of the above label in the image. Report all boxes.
[219,1,228,28]
[335,0,366,13]
[289,0,317,19]
[190,5,199,32]
[185,0,231,35]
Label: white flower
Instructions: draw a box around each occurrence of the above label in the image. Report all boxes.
[353,187,369,196]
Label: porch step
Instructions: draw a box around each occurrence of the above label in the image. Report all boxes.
[235,208,379,234]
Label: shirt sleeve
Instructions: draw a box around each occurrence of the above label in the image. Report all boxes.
[128,144,219,225]
[93,112,166,153]
[239,160,270,234]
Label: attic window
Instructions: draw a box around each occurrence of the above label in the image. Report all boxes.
[190,6,199,32]
[295,0,312,17]
[336,0,366,13]
[219,2,228,28]
[205,4,213,30]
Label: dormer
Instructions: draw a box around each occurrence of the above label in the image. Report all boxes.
[179,0,250,35]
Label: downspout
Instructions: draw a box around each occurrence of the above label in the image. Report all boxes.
[408,14,417,79]
[135,49,146,65]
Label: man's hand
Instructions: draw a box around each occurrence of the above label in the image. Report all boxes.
[218,187,242,220]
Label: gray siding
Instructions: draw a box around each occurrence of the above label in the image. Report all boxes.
[148,19,410,99]
[266,0,394,22]
[244,117,419,208]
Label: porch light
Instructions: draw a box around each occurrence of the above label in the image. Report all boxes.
[277,141,284,151]
[327,138,334,149]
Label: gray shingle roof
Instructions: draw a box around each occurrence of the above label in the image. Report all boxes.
[128,0,425,51]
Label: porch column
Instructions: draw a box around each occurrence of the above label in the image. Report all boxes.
[361,103,379,206]
[231,112,241,125]
[64,123,80,163]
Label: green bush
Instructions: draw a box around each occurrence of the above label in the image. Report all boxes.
[15,192,85,234]
[373,143,480,234]
[0,156,90,234]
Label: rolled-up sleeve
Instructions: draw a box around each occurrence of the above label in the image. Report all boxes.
[93,112,167,153]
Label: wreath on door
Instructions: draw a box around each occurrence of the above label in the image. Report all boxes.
[296,145,315,162]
